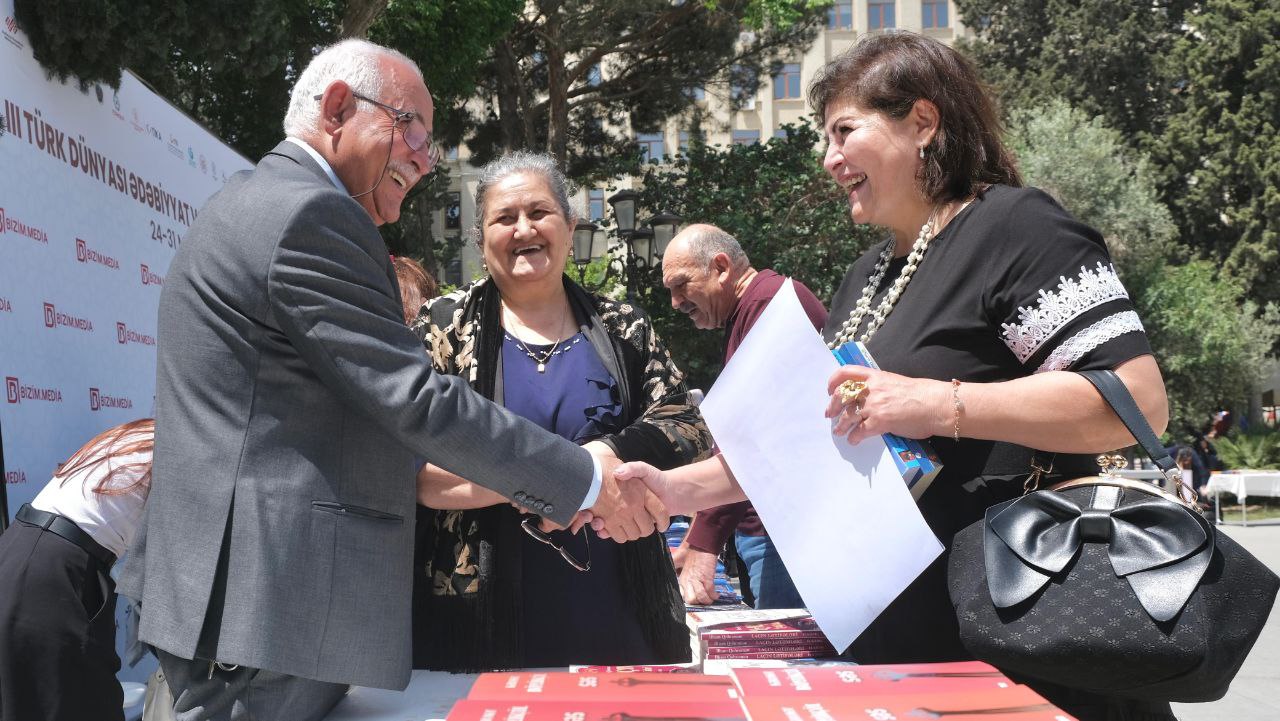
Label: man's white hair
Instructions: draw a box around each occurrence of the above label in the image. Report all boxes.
[282,38,424,137]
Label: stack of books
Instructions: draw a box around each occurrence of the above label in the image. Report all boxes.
[832,340,943,499]
[443,670,745,720]
[443,663,1079,720]
[689,609,837,664]
[729,661,1076,720]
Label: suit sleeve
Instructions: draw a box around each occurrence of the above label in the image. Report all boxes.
[265,195,592,525]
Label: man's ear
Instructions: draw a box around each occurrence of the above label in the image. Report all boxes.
[909,98,941,149]
[319,81,356,138]
[711,253,733,281]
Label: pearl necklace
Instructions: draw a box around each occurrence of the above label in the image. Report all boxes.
[828,209,940,349]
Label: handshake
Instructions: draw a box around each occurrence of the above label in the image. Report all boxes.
[527,441,740,542]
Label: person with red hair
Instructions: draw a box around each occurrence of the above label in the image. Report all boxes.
[0,419,154,721]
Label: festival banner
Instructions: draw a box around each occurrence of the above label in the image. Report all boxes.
[0,0,252,685]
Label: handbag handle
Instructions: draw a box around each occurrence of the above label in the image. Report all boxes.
[1077,369,1180,487]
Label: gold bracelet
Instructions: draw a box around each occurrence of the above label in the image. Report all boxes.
[951,378,963,441]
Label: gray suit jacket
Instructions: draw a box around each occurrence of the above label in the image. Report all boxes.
[118,141,594,689]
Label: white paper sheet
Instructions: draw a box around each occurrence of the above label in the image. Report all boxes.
[699,281,944,653]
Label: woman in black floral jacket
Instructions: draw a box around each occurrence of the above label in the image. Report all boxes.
[407,151,712,671]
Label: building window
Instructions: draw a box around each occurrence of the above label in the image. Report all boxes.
[637,132,665,163]
[445,257,462,287]
[586,64,602,86]
[445,192,461,229]
[730,65,757,108]
[773,128,790,141]
[732,129,761,146]
[827,0,853,29]
[445,146,459,161]
[922,0,948,28]
[773,63,801,100]
[678,129,705,155]
[869,0,896,30]
[588,189,605,221]
[685,86,706,101]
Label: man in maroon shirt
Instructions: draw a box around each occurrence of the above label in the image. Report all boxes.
[661,224,827,608]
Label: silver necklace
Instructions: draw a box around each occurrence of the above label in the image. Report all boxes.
[502,301,573,373]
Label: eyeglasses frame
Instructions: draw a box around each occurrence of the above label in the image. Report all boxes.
[520,516,592,572]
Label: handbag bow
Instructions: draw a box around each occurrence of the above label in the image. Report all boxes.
[983,488,1213,622]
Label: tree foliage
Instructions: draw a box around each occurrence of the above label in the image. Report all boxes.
[628,122,878,388]
[1007,99,1279,436]
[957,0,1280,317]
[452,0,825,179]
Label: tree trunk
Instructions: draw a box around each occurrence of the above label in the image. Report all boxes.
[542,2,570,165]
[340,0,388,39]
[493,38,526,152]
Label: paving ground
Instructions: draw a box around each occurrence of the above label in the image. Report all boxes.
[1172,522,1280,721]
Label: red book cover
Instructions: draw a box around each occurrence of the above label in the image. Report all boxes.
[705,648,837,660]
[730,661,1014,697]
[704,637,837,650]
[700,616,827,643]
[446,699,747,721]
[741,687,1076,721]
[467,671,740,704]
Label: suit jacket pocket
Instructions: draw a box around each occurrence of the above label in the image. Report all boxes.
[311,501,404,523]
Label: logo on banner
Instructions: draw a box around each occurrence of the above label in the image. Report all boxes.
[6,376,63,404]
[187,147,196,167]
[116,322,156,346]
[75,238,120,269]
[4,468,26,485]
[43,302,94,332]
[168,135,183,159]
[132,108,146,133]
[140,264,164,287]
[3,15,22,49]
[0,207,50,244]
[90,387,134,411]
[199,154,208,174]
[0,296,11,313]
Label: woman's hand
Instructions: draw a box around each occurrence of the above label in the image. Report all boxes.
[825,365,951,445]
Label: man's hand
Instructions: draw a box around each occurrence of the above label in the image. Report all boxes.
[583,441,669,543]
[678,547,720,605]
[670,538,691,571]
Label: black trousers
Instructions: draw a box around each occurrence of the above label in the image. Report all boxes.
[0,519,123,721]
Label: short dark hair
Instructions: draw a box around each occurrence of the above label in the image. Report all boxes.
[808,32,1021,203]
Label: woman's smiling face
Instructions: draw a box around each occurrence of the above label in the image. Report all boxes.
[480,171,573,291]
[821,99,930,236]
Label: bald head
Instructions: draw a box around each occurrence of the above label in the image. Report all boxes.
[661,224,754,329]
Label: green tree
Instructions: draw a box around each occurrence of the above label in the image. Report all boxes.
[1150,0,1280,309]
[1007,99,1280,436]
[630,122,878,388]
[452,0,825,179]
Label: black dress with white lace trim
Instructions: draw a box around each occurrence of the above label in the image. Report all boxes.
[823,184,1171,720]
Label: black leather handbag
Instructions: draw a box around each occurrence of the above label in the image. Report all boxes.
[948,369,1279,702]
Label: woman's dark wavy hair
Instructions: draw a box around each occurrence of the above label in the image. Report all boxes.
[807,32,1021,203]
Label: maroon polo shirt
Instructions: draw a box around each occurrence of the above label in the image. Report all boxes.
[685,269,828,554]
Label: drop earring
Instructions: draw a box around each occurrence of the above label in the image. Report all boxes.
[919,145,926,160]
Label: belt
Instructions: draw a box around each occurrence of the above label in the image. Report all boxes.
[16,504,117,568]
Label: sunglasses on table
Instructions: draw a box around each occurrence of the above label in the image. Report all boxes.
[521,516,592,572]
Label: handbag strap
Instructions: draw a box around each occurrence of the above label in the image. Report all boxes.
[1078,369,1178,485]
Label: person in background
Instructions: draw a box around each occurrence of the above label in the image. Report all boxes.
[392,254,439,323]
[660,223,826,608]
[410,151,711,671]
[0,419,155,721]
[611,32,1171,721]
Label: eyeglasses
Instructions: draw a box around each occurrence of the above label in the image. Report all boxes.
[521,516,591,572]
[313,91,442,167]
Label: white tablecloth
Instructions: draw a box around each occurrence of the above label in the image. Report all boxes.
[325,671,478,721]
[1204,471,1280,501]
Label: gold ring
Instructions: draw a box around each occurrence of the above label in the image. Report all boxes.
[837,380,868,406]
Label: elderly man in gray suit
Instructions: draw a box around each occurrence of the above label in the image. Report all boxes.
[119,39,665,720]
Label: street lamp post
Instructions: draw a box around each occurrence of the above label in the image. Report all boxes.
[571,191,680,300]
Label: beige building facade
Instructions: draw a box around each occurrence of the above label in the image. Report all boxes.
[431,1,972,286]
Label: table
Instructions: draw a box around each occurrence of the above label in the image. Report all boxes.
[1205,471,1280,526]
[326,671,479,721]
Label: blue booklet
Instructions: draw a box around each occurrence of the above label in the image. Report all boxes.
[831,341,943,500]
